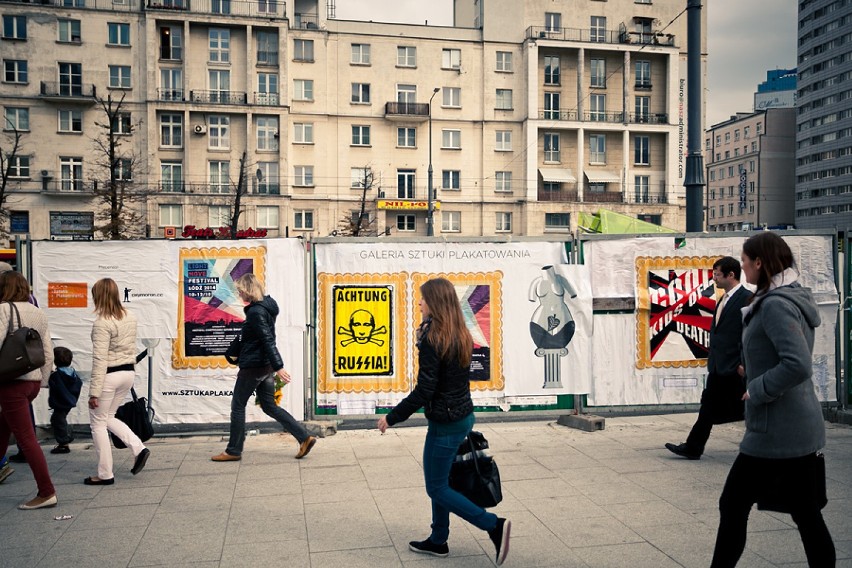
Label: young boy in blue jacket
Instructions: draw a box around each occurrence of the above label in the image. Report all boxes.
[48,347,83,454]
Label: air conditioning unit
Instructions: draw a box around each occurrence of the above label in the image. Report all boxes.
[194,124,207,135]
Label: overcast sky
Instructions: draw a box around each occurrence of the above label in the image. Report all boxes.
[333,0,798,128]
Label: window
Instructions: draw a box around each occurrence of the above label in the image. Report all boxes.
[496,212,512,232]
[635,136,650,165]
[496,51,512,72]
[161,161,182,192]
[256,162,279,194]
[294,209,314,230]
[749,160,755,173]
[442,211,461,232]
[396,84,416,105]
[293,38,313,62]
[590,16,606,42]
[257,116,278,150]
[108,23,130,46]
[397,169,415,199]
[397,127,416,148]
[58,19,81,43]
[209,29,230,63]
[744,126,751,137]
[294,122,313,144]
[397,46,416,67]
[351,83,370,104]
[257,73,278,105]
[112,112,131,134]
[442,48,461,70]
[635,175,650,202]
[2,16,26,40]
[9,211,29,232]
[544,133,560,162]
[4,107,28,131]
[160,26,182,60]
[351,125,370,146]
[3,60,27,83]
[495,171,512,192]
[59,109,83,133]
[159,113,182,147]
[8,156,29,178]
[443,87,461,107]
[108,65,131,89]
[209,205,230,227]
[442,170,460,190]
[211,0,230,15]
[496,130,512,151]
[159,204,182,226]
[257,206,279,229]
[294,166,314,187]
[590,134,606,163]
[756,123,762,134]
[544,55,560,85]
[728,166,734,177]
[208,69,230,102]
[351,43,371,65]
[734,129,740,141]
[728,203,734,216]
[635,61,651,88]
[590,94,606,121]
[209,161,230,193]
[544,92,560,119]
[590,58,605,88]
[545,213,570,231]
[257,31,278,65]
[442,129,461,149]
[635,96,650,121]
[294,79,313,101]
[59,157,83,191]
[391,214,413,232]
[734,148,740,157]
[160,68,183,101]
[545,12,561,31]
[58,62,83,96]
[351,167,371,188]
[751,141,758,152]
[496,89,513,110]
[208,115,230,149]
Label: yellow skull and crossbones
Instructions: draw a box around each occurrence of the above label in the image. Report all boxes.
[338,309,388,347]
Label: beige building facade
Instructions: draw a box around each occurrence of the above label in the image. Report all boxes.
[0,0,701,241]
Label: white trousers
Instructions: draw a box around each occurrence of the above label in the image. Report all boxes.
[89,370,145,479]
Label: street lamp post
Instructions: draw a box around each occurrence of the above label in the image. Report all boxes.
[427,87,440,237]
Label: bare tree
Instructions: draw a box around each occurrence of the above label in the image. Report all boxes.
[228,151,249,238]
[0,124,26,238]
[91,93,146,239]
[337,166,379,237]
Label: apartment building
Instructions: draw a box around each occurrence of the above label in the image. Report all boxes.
[705,108,796,232]
[0,0,699,241]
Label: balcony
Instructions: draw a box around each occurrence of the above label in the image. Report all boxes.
[621,31,676,47]
[384,102,430,121]
[41,179,94,193]
[628,113,668,125]
[585,111,625,123]
[628,192,668,204]
[585,191,624,203]
[539,109,579,121]
[253,92,281,106]
[537,188,578,202]
[294,13,319,29]
[189,90,248,105]
[0,0,140,12]
[158,89,185,102]
[526,26,675,47]
[145,0,285,18]
[39,82,96,102]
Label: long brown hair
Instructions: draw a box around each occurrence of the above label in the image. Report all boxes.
[92,278,126,319]
[420,278,473,368]
[742,232,796,295]
[0,271,31,302]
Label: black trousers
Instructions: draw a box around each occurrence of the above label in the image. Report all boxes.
[685,372,744,454]
[50,408,74,445]
[710,453,835,567]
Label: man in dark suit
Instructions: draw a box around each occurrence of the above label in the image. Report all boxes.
[666,256,752,460]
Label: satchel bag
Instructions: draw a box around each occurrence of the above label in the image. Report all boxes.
[0,302,46,382]
[224,335,241,365]
[111,387,155,449]
[756,452,827,513]
[449,431,503,508]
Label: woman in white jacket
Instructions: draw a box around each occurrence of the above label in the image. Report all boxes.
[85,278,149,485]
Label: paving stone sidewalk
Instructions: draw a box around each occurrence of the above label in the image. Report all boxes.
[1,414,851,567]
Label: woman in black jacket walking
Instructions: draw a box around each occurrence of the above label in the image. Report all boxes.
[377,278,510,565]
[212,273,316,462]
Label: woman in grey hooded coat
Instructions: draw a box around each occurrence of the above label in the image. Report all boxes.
[710,232,834,567]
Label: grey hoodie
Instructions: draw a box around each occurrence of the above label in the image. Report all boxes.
[741,283,825,458]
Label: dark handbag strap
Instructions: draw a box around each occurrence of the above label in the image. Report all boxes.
[130,387,139,402]
[465,434,483,476]
[4,301,22,334]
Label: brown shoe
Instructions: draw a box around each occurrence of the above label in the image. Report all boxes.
[19,494,58,510]
[295,436,317,459]
[211,452,241,462]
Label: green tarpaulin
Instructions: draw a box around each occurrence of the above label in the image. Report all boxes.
[577,209,676,234]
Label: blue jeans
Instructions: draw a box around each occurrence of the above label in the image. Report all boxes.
[226,372,309,456]
[423,414,497,544]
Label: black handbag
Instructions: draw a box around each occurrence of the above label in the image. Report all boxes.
[224,335,241,365]
[111,387,155,449]
[449,431,503,508]
[757,452,827,513]
[0,302,46,382]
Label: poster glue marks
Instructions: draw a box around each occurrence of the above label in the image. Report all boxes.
[318,272,409,393]
[635,256,717,369]
[172,246,266,369]
[411,272,504,392]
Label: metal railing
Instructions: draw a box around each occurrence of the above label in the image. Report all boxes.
[40,81,96,99]
[253,92,280,106]
[585,191,624,203]
[537,189,578,202]
[628,192,668,204]
[538,110,669,125]
[628,113,668,125]
[539,109,579,121]
[584,111,625,123]
[145,0,285,18]
[526,26,675,47]
[189,90,248,105]
[294,13,319,28]
[0,0,141,12]
[41,179,94,193]
[158,89,185,102]
[385,102,430,117]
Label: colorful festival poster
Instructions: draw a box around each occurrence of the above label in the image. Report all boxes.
[173,246,266,369]
[635,256,718,369]
[412,272,504,391]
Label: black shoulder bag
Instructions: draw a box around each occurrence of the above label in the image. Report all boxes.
[449,431,503,508]
[111,387,155,449]
[0,302,46,382]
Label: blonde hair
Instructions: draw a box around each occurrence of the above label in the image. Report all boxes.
[235,273,264,303]
[92,278,126,319]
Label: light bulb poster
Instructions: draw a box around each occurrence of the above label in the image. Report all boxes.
[172,246,266,369]
[635,256,717,369]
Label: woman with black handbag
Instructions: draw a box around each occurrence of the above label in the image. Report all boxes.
[377,278,511,566]
[0,271,56,509]
[710,232,834,567]
[85,278,150,485]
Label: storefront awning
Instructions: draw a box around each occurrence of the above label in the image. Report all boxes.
[584,170,621,183]
[538,168,576,183]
